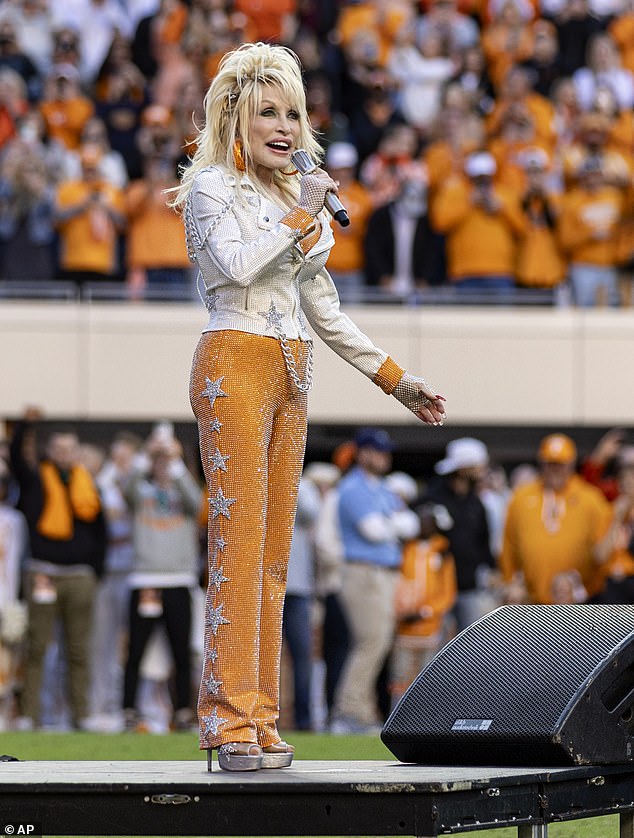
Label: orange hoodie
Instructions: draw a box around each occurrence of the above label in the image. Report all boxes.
[431,176,526,280]
[557,185,624,267]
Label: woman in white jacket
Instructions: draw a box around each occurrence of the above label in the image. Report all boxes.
[170,41,446,772]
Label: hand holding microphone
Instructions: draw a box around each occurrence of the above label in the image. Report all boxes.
[292,149,351,227]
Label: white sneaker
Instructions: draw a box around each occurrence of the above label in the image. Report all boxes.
[329,716,383,735]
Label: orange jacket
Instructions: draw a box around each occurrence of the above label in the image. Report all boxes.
[557,185,624,267]
[335,2,409,66]
[481,23,535,89]
[39,96,95,150]
[326,180,374,273]
[55,180,125,273]
[395,534,457,638]
[424,140,479,201]
[610,12,634,74]
[125,179,189,270]
[235,0,296,43]
[500,475,611,604]
[431,176,526,279]
[515,192,566,287]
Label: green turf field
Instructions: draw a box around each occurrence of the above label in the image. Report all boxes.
[0,732,619,837]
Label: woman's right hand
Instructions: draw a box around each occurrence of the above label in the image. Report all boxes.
[298,169,338,217]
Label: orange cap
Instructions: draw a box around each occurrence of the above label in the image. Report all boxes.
[538,434,577,464]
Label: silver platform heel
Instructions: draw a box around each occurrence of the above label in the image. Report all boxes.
[261,741,295,768]
[217,742,263,771]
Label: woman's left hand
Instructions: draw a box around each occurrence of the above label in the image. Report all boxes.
[392,373,446,426]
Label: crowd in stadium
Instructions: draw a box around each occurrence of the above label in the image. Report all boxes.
[0,0,634,303]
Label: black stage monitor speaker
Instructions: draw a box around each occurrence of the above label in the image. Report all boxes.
[381,604,634,766]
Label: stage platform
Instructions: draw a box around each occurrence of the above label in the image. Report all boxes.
[0,760,633,837]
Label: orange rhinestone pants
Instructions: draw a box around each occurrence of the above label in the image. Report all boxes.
[190,330,309,749]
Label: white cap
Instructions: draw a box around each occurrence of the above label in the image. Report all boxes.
[51,62,80,81]
[518,147,549,171]
[326,142,358,170]
[464,152,496,178]
[385,471,418,503]
[435,438,489,475]
[303,461,341,488]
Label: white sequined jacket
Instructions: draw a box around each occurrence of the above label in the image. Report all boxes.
[185,165,391,383]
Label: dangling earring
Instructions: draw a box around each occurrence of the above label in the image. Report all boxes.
[233,138,246,172]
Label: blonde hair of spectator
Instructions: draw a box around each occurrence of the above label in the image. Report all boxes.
[169,42,321,210]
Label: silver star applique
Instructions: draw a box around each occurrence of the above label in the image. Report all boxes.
[209,648,218,664]
[201,707,227,737]
[208,447,230,473]
[211,535,227,563]
[201,376,228,409]
[205,291,220,313]
[206,602,230,635]
[204,673,223,696]
[259,300,284,332]
[209,417,223,434]
[209,565,229,591]
[209,487,236,519]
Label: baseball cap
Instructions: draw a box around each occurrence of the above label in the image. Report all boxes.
[326,142,358,170]
[384,470,418,502]
[538,434,577,464]
[435,437,489,475]
[518,147,549,171]
[464,152,496,178]
[355,427,395,453]
[51,62,79,81]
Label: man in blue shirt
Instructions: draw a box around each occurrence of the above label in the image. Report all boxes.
[331,427,419,734]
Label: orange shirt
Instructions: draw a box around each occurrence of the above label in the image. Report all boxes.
[431,176,526,280]
[234,0,296,42]
[55,180,125,273]
[125,180,189,270]
[39,96,95,150]
[0,106,16,150]
[326,180,374,273]
[600,505,634,586]
[557,185,624,267]
[500,475,611,604]
[156,1,188,44]
[335,2,409,66]
[515,194,566,288]
[610,12,634,75]
[481,24,535,90]
[395,534,457,638]
[607,110,634,158]
[424,140,478,202]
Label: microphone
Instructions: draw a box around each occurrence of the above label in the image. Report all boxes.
[291,148,351,227]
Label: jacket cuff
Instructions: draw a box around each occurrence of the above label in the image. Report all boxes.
[373,356,405,394]
[280,206,315,240]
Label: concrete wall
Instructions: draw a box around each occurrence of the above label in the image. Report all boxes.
[1,301,632,426]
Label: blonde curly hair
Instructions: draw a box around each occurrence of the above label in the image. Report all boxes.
[170,42,322,209]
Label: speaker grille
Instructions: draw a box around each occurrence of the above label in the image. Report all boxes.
[390,605,634,741]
